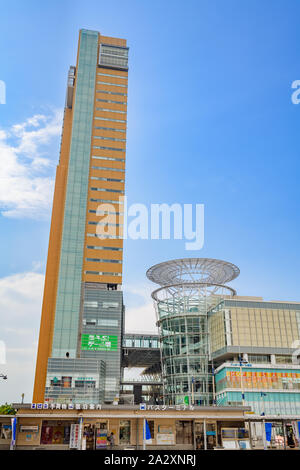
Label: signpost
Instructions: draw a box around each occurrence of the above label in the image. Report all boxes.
[10,417,17,451]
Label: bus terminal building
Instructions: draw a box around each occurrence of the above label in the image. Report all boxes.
[1,404,300,451]
[0,404,251,450]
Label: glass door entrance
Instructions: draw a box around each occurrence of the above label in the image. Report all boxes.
[194,422,204,449]
[194,421,217,449]
[206,423,217,449]
[176,421,193,445]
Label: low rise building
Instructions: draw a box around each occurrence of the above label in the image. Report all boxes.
[1,404,251,450]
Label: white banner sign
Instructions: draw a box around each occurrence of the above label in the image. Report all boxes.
[69,424,80,449]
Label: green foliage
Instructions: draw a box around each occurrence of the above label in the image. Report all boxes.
[0,403,16,415]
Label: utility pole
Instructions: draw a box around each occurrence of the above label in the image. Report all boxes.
[143,418,146,450]
[239,357,245,406]
[262,418,267,450]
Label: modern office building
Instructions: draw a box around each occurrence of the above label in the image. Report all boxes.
[33,29,129,405]
[147,258,300,419]
[210,297,300,415]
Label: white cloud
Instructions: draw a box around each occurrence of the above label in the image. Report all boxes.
[0,274,158,404]
[123,283,158,334]
[0,271,44,404]
[0,110,63,219]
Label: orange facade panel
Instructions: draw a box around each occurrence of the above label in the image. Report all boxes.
[96,83,128,95]
[98,66,128,78]
[84,260,122,271]
[88,190,124,202]
[89,185,124,197]
[90,166,125,176]
[93,119,127,131]
[92,137,126,150]
[89,177,124,186]
[96,91,128,104]
[97,75,128,86]
[91,151,125,162]
[85,218,124,232]
[84,236,123,248]
[83,273,123,284]
[92,141,126,151]
[95,101,127,113]
[87,211,124,220]
[86,225,124,237]
[86,223,124,235]
[90,170,125,181]
[85,248,122,260]
[87,200,124,212]
[94,110,127,122]
[93,128,127,139]
[99,35,127,48]
[84,234,123,248]
[90,157,125,168]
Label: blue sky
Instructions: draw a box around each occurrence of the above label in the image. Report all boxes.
[0,0,300,402]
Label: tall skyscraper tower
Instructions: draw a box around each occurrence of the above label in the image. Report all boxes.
[33,29,129,404]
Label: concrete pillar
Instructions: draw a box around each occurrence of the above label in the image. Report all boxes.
[271,354,276,365]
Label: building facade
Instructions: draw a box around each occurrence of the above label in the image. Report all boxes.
[215,363,300,415]
[2,404,251,451]
[209,298,300,363]
[33,29,129,405]
[146,258,240,406]
[147,258,300,418]
[209,297,300,415]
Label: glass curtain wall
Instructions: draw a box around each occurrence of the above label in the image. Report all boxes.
[154,285,234,405]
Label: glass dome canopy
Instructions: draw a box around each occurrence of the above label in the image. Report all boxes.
[147,258,239,406]
[146,258,240,287]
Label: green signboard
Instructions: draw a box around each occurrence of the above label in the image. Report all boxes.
[184,396,190,405]
[81,334,118,351]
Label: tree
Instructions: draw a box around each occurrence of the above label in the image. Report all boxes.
[0,403,16,415]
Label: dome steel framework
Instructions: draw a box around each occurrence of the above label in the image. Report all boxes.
[147,258,239,406]
[151,282,237,302]
[146,258,240,287]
